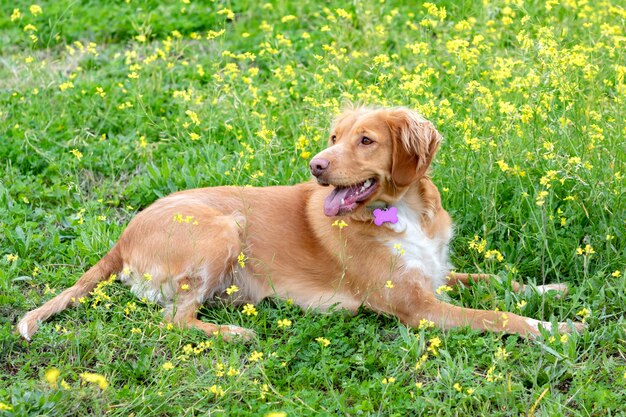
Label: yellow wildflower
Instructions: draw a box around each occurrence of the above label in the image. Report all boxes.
[29,5,43,15]
[576,307,591,322]
[70,149,82,160]
[277,318,292,328]
[242,303,257,316]
[44,368,60,388]
[80,372,108,389]
[226,285,239,295]
[315,337,331,347]
[208,384,225,396]
[495,347,510,361]
[162,361,174,370]
[331,219,348,229]
[249,350,264,362]
[418,319,434,330]
[237,252,246,268]
[11,9,21,21]
[427,336,441,356]
[436,285,452,295]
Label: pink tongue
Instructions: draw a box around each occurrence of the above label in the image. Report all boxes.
[324,186,355,217]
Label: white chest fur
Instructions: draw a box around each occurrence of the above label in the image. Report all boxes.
[383,201,452,293]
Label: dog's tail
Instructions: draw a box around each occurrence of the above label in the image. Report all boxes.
[17,244,123,341]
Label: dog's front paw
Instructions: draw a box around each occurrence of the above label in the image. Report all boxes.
[220,325,257,342]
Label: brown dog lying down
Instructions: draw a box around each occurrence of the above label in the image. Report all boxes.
[18,106,583,341]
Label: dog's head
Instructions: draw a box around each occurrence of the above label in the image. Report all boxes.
[310,106,441,217]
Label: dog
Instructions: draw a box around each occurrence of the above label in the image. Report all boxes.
[18,106,584,341]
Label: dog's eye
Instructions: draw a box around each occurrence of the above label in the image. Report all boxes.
[361,137,373,145]
[331,135,337,144]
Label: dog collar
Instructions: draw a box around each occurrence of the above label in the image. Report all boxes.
[367,201,398,226]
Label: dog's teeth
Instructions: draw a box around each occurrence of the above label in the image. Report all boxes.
[341,198,345,205]
[364,179,372,188]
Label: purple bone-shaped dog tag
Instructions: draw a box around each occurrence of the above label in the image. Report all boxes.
[373,207,398,226]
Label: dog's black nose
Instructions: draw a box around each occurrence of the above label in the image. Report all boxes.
[309,158,330,177]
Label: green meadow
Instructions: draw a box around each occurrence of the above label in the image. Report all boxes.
[1,0,625,415]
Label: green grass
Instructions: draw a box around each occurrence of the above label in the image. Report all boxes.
[1,0,625,415]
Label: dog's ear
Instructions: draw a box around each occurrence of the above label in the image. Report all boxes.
[386,108,442,187]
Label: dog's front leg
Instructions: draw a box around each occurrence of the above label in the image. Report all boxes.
[446,272,569,296]
[414,298,584,337]
[363,273,583,338]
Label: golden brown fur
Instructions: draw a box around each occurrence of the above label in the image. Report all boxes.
[18,106,583,341]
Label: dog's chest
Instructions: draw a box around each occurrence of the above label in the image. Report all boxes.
[383,202,452,292]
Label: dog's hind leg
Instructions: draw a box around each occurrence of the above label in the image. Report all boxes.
[166,297,255,341]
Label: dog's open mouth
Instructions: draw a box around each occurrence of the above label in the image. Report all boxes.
[324,178,378,216]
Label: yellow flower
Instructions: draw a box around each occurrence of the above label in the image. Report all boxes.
[495,347,510,361]
[385,280,394,289]
[143,272,152,281]
[393,243,406,256]
[185,110,200,125]
[453,382,462,392]
[265,412,287,417]
[217,8,235,20]
[415,353,429,369]
[23,24,37,32]
[70,149,82,160]
[29,5,43,15]
[189,132,200,141]
[315,337,331,347]
[208,384,225,397]
[484,250,504,262]
[516,300,527,309]
[436,285,452,295]
[576,245,595,255]
[162,361,174,371]
[80,372,108,389]
[242,303,257,316]
[44,368,60,388]
[331,219,348,229]
[0,402,12,411]
[418,319,434,330]
[130,327,142,334]
[612,270,621,277]
[468,235,486,253]
[6,253,18,262]
[237,252,246,268]
[576,307,591,322]
[59,81,74,91]
[427,336,441,356]
[226,285,239,295]
[382,377,396,384]
[249,350,264,362]
[180,283,190,291]
[10,8,21,21]
[277,318,292,328]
